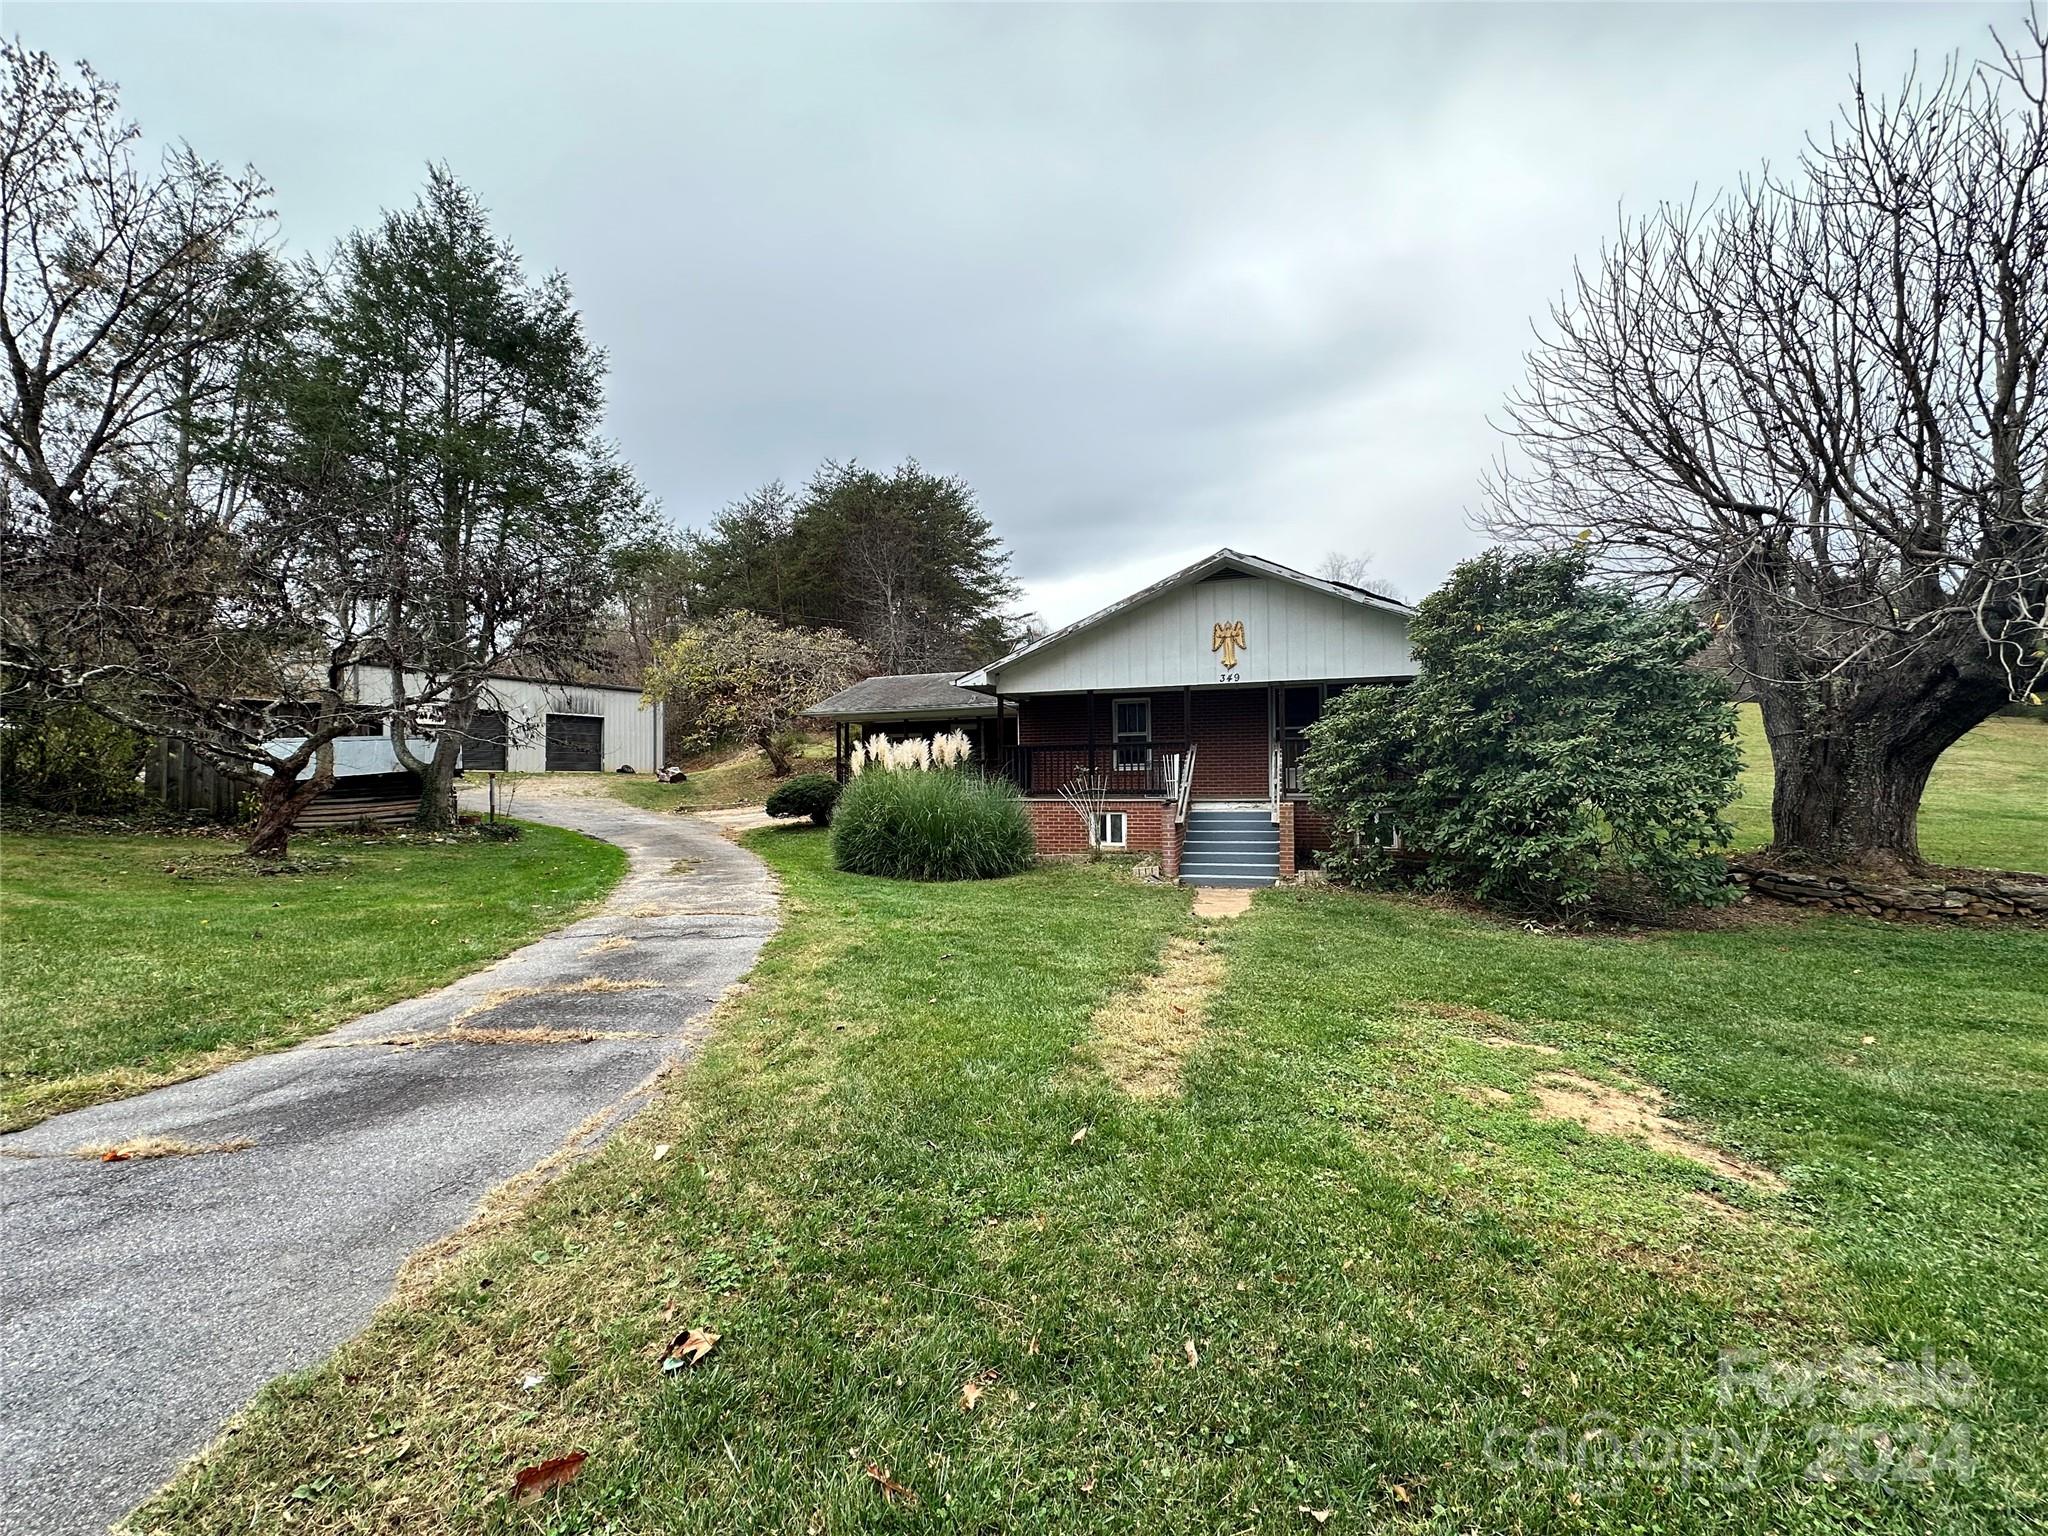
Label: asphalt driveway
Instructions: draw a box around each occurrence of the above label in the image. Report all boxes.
[0,787,778,1535]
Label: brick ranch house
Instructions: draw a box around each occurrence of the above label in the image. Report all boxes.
[805,549,1416,887]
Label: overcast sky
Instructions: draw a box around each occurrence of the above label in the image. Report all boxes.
[12,2,2020,624]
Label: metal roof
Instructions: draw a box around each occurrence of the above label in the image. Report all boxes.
[956,548,1413,690]
[803,671,998,722]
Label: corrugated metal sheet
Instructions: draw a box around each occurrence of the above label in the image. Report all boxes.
[295,795,421,828]
[261,736,440,778]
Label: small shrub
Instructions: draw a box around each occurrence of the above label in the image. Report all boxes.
[830,768,1034,880]
[765,773,841,826]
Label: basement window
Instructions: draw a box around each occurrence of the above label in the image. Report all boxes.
[1094,811,1128,849]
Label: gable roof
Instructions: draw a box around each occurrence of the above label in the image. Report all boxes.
[804,671,998,722]
[956,548,1413,691]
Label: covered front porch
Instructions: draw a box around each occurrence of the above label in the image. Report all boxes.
[991,681,1359,803]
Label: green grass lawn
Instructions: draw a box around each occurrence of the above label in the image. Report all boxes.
[1727,705,2048,871]
[607,735,836,814]
[0,823,624,1131]
[141,830,2046,1534]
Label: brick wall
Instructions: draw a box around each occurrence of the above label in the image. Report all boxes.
[1026,797,1170,859]
[1294,804,1335,868]
[1016,692,1190,745]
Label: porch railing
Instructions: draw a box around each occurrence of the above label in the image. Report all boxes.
[1279,736,1311,796]
[996,741,1189,798]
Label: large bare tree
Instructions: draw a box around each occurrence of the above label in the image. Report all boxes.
[0,41,380,856]
[1488,19,2048,872]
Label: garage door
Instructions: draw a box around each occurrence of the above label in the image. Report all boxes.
[460,710,508,772]
[545,713,603,772]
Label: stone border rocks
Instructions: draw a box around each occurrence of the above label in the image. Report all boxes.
[1731,859,2048,923]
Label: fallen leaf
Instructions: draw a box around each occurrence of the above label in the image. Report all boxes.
[864,1463,916,1505]
[960,1369,997,1411]
[1183,1339,1200,1368]
[652,1143,671,1162]
[1080,1466,1098,1493]
[1389,1483,1411,1505]
[510,1451,585,1501]
[661,1327,721,1374]
[1070,1126,1089,1146]
[100,1149,130,1164]
[1300,1509,1333,1528]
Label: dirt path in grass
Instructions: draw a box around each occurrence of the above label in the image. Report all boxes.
[0,787,778,1536]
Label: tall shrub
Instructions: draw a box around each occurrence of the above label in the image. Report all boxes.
[0,699,148,815]
[1303,549,1739,914]
[831,768,1034,881]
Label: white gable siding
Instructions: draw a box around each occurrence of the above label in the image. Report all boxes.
[995,575,1413,694]
[348,668,662,774]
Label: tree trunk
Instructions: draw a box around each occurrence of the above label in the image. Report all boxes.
[758,728,792,777]
[412,733,464,831]
[1756,664,2010,873]
[244,770,333,859]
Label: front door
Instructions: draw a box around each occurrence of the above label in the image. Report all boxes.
[1279,685,1322,795]
[545,713,603,772]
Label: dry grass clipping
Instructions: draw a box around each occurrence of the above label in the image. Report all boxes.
[1530,1071,1786,1190]
[1087,935,1226,1099]
[578,936,635,958]
[347,1026,656,1049]
[75,1136,253,1162]
[452,976,660,1023]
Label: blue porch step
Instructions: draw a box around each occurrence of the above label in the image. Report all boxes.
[1180,806,1281,888]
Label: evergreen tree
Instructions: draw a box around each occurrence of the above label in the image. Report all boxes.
[299,167,643,825]
[678,459,1029,672]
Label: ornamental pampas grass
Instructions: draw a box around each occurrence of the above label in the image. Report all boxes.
[849,730,975,775]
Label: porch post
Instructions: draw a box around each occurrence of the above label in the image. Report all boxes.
[1086,690,1097,777]
[1267,685,1279,805]
[1182,686,1193,800]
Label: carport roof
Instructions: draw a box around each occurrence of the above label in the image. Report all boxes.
[803,671,996,722]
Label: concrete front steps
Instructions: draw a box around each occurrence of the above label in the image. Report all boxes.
[1179,805,1279,888]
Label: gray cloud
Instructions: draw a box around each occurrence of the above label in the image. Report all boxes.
[13,2,2018,620]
